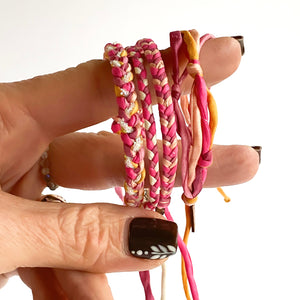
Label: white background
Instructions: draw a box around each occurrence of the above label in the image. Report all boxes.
[0,0,299,299]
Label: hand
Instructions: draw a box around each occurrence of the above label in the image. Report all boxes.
[0,34,259,299]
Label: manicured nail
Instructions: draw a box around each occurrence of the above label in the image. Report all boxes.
[232,35,245,55]
[129,218,178,259]
[251,146,262,164]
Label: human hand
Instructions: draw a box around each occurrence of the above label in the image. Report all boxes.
[0,34,259,299]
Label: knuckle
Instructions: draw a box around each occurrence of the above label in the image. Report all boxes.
[57,204,105,268]
[57,204,122,271]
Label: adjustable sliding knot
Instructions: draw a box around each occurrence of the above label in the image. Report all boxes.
[171,83,181,101]
[181,193,198,206]
[187,59,203,78]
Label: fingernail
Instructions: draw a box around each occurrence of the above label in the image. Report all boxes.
[251,146,262,164]
[232,35,245,55]
[129,218,178,259]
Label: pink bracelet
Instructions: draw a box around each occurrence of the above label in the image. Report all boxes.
[105,31,218,300]
[135,38,178,211]
[171,30,215,203]
[104,43,145,207]
[126,45,161,210]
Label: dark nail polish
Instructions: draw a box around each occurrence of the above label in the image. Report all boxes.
[232,35,245,56]
[129,218,178,260]
[251,146,262,164]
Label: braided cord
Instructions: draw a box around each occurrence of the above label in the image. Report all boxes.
[127,46,161,210]
[136,39,178,210]
[104,43,145,207]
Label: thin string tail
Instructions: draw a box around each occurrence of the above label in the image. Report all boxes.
[207,89,218,148]
[139,271,155,300]
[217,187,231,202]
[165,207,199,300]
[161,262,167,300]
[181,205,192,300]
[114,186,124,202]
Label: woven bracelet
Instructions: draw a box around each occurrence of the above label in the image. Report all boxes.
[135,38,178,211]
[104,43,145,207]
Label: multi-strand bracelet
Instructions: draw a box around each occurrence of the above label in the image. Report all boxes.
[105,30,221,300]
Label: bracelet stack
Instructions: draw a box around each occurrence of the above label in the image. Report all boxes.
[104,30,218,300]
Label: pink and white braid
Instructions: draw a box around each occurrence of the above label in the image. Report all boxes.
[104,43,145,207]
[127,46,161,210]
[136,39,178,210]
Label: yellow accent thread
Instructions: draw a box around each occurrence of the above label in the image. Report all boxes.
[124,182,137,194]
[114,86,122,97]
[130,101,139,116]
[137,168,146,184]
[217,187,231,202]
[181,31,199,60]
[124,155,138,168]
[181,193,198,205]
[120,49,127,57]
[181,205,192,300]
[207,88,218,149]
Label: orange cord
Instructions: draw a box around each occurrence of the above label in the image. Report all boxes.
[217,187,231,202]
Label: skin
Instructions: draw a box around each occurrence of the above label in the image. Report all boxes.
[0,33,259,299]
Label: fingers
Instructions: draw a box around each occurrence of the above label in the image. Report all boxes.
[52,270,113,300]
[0,271,17,289]
[18,268,68,299]
[0,36,242,139]
[205,144,260,187]
[46,131,259,191]
[19,268,113,300]
[0,192,177,274]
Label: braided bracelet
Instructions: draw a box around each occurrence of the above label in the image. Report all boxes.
[104,43,145,207]
[135,38,178,211]
[105,31,222,300]
[126,45,161,210]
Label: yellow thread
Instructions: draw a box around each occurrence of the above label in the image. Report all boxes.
[124,155,138,168]
[130,101,139,116]
[137,168,146,184]
[124,182,137,194]
[207,89,218,149]
[217,187,231,202]
[120,49,127,57]
[181,31,199,60]
[114,86,122,97]
[181,194,198,205]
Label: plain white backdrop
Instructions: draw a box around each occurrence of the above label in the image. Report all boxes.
[0,0,299,299]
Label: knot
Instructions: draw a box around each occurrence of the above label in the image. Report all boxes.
[186,62,203,78]
[171,83,181,101]
[181,193,198,205]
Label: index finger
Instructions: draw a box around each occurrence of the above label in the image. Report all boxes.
[0,36,242,140]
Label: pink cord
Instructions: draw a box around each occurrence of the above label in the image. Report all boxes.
[165,207,199,300]
[139,271,155,300]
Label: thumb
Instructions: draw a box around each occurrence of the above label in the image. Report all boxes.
[0,192,177,274]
